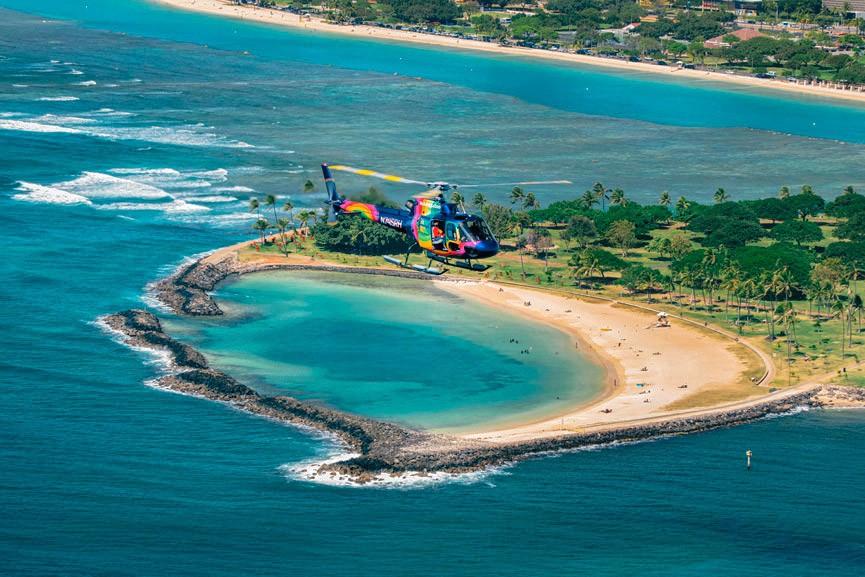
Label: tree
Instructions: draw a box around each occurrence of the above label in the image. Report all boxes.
[835,212,865,242]
[472,192,487,211]
[283,200,296,232]
[783,192,825,220]
[619,265,664,302]
[669,235,693,260]
[702,220,764,248]
[610,188,627,207]
[770,219,823,246]
[675,195,691,219]
[523,192,541,211]
[592,181,610,212]
[566,215,597,249]
[275,218,292,255]
[713,188,730,203]
[647,236,672,259]
[659,190,672,210]
[509,186,525,206]
[295,209,313,230]
[569,248,628,280]
[606,220,637,256]
[580,189,598,210]
[263,194,279,239]
[528,227,553,271]
[251,218,270,243]
[746,197,797,223]
[779,186,790,199]
[826,192,865,218]
[303,179,316,193]
[451,191,466,211]
[249,198,264,242]
[481,203,512,240]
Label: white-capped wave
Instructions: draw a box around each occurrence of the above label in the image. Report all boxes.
[74,80,97,86]
[214,185,254,193]
[107,167,226,190]
[93,108,132,116]
[12,182,92,205]
[97,199,210,213]
[32,114,97,125]
[36,96,79,102]
[58,172,173,200]
[190,195,239,203]
[68,69,84,75]
[0,119,84,134]
[12,84,29,88]
[103,84,119,88]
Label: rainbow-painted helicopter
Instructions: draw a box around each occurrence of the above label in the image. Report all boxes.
[321,163,571,274]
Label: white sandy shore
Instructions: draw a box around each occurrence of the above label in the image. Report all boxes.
[438,281,778,441]
[152,0,865,105]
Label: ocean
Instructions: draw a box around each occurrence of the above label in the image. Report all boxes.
[1,1,864,574]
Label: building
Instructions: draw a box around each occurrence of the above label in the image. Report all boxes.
[705,27,769,48]
[823,0,865,17]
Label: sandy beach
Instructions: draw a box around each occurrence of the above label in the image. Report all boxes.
[438,281,779,441]
[152,0,865,105]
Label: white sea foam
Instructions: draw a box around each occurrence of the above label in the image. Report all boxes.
[191,195,239,203]
[57,172,173,199]
[11,84,29,88]
[281,452,510,489]
[0,119,84,134]
[103,84,119,88]
[12,182,92,205]
[32,114,97,125]
[97,199,210,214]
[36,96,79,101]
[68,69,84,75]
[73,80,97,86]
[214,185,254,193]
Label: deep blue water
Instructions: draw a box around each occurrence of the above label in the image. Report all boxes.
[2,3,865,575]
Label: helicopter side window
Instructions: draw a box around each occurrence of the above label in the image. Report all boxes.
[459,220,490,242]
[446,223,458,242]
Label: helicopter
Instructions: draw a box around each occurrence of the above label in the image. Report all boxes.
[321,163,571,275]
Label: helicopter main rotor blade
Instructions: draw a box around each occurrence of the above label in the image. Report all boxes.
[329,165,428,186]
[456,180,573,189]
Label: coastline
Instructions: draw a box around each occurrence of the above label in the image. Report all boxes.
[151,0,865,106]
[118,239,864,482]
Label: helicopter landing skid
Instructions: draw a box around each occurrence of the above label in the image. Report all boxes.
[383,255,447,275]
[427,253,491,272]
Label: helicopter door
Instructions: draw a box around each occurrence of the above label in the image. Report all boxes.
[431,219,445,250]
[446,222,460,252]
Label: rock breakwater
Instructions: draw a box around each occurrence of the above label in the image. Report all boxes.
[105,307,824,483]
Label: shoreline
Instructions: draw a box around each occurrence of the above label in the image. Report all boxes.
[120,239,862,482]
[150,0,865,106]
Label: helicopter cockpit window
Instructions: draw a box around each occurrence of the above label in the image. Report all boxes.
[458,219,492,242]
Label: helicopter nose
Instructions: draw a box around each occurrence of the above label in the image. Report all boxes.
[473,239,499,258]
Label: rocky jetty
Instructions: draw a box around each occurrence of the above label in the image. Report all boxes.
[105,308,824,483]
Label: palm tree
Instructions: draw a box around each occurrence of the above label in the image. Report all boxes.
[451,191,466,212]
[522,192,540,211]
[264,194,279,242]
[801,184,814,195]
[777,266,797,302]
[249,197,264,242]
[251,218,270,244]
[295,209,312,231]
[303,179,316,193]
[702,248,718,306]
[675,195,691,218]
[592,181,610,212]
[610,188,627,207]
[472,192,487,211]
[283,201,296,233]
[275,218,292,255]
[843,185,855,195]
[509,186,525,206]
[659,190,672,209]
[713,188,729,203]
[580,190,598,210]
[779,186,790,199]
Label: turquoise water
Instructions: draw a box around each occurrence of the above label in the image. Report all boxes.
[166,271,603,432]
[2,2,865,575]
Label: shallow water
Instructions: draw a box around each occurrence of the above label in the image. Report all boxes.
[2,3,865,575]
[166,271,603,432]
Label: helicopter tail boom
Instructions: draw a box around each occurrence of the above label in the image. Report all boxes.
[322,163,342,207]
